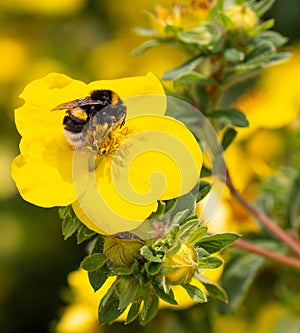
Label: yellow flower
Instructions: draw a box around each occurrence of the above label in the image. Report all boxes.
[147,4,185,35]
[224,4,258,36]
[11,72,202,235]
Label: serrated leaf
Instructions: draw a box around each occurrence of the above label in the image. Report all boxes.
[181,283,207,303]
[76,224,96,244]
[125,301,141,325]
[163,56,204,81]
[153,281,177,305]
[186,227,208,245]
[81,253,108,271]
[208,109,249,127]
[132,38,166,56]
[199,256,223,269]
[140,246,162,263]
[222,127,237,150]
[196,233,240,254]
[98,289,125,324]
[88,264,110,292]
[197,181,212,202]
[140,289,159,324]
[196,274,228,302]
[61,215,81,240]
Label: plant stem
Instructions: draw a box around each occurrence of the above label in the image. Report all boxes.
[226,170,300,258]
[234,239,300,270]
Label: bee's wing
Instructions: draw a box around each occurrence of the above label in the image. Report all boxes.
[51,96,107,111]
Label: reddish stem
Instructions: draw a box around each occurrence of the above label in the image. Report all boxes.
[234,239,300,270]
[226,170,300,258]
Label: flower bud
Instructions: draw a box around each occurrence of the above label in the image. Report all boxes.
[162,243,198,285]
[103,236,143,267]
[225,5,258,35]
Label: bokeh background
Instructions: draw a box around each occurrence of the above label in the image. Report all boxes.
[1,1,300,333]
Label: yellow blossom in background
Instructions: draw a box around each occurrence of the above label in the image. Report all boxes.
[0,37,27,84]
[0,0,87,15]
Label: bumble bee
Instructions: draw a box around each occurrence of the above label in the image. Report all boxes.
[52,90,127,149]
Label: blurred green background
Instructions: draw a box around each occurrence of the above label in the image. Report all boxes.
[1,1,300,333]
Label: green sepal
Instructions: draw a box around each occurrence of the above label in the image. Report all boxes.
[222,127,237,150]
[196,274,228,302]
[195,232,240,254]
[181,283,207,303]
[197,180,212,202]
[76,224,96,244]
[153,280,177,305]
[140,288,159,325]
[199,255,224,269]
[125,301,141,325]
[252,0,276,17]
[81,253,108,272]
[208,109,249,127]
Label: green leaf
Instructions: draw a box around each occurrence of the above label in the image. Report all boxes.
[81,253,108,271]
[199,256,224,269]
[224,48,245,63]
[140,289,159,325]
[153,280,178,305]
[208,109,249,127]
[197,181,212,202]
[88,264,110,292]
[98,288,125,324]
[147,200,166,219]
[186,226,207,246]
[196,274,228,302]
[195,233,240,254]
[118,277,140,310]
[244,41,275,65]
[61,215,81,240]
[132,38,167,56]
[140,246,162,263]
[146,262,161,276]
[125,301,141,325]
[181,283,207,303]
[134,27,157,37]
[174,72,216,88]
[219,252,266,310]
[59,206,72,219]
[253,31,288,48]
[164,25,182,35]
[253,0,276,17]
[163,56,204,81]
[222,127,237,150]
[76,224,96,244]
[177,218,201,241]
